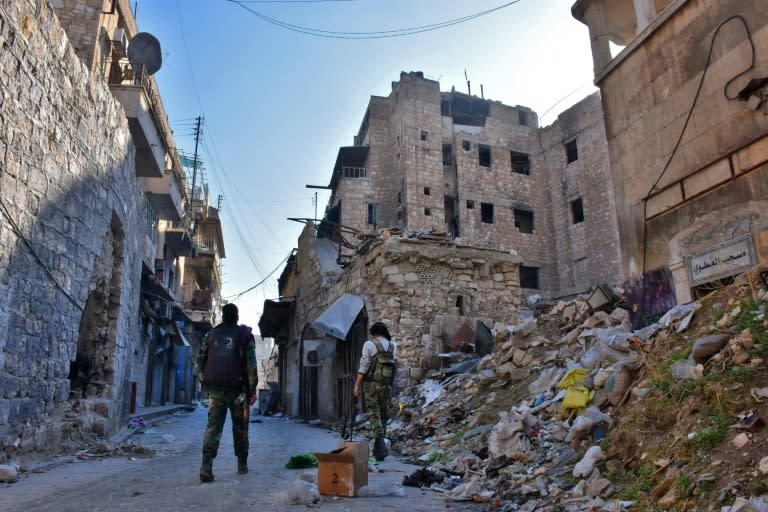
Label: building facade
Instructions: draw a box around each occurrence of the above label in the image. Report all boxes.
[573,0,768,324]
[0,0,224,462]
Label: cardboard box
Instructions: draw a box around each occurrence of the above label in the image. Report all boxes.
[315,441,368,497]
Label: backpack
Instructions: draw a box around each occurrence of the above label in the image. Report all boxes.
[367,339,396,385]
[202,325,249,390]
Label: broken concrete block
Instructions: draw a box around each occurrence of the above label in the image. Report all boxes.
[0,464,18,483]
[573,446,603,478]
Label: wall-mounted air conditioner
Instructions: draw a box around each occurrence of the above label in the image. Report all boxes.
[302,339,336,367]
[112,27,129,57]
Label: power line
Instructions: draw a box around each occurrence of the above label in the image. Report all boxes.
[224,251,293,300]
[226,0,523,39]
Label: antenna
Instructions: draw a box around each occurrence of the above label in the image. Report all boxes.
[464,69,471,96]
[127,32,162,76]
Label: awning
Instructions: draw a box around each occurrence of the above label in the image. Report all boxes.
[141,273,174,302]
[259,298,295,339]
[310,293,365,341]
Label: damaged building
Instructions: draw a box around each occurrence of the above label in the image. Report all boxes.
[0,0,225,462]
[260,72,623,423]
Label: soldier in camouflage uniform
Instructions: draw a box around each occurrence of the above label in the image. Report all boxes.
[195,303,258,482]
[353,321,397,461]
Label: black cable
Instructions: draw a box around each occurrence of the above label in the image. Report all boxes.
[224,251,293,300]
[639,14,755,318]
[0,197,84,312]
[226,0,522,39]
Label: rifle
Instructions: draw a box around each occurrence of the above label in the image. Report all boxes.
[238,325,250,424]
[341,396,359,440]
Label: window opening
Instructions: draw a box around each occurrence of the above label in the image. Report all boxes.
[466,200,475,209]
[481,203,494,224]
[367,203,378,225]
[520,265,539,289]
[424,187,430,196]
[442,144,453,166]
[565,139,578,163]
[571,198,584,224]
[462,140,471,151]
[479,145,491,167]
[456,295,466,315]
[420,130,428,141]
[343,167,367,178]
[424,207,431,216]
[514,208,534,234]
[510,151,530,175]
[518,110,528,126]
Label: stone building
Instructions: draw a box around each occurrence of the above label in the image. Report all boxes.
[0,0,224,462]
[573,0,768,325]
[261,72,621,422]
[326,72,620,299]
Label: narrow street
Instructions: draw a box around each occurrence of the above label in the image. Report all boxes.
[0,407,481,511]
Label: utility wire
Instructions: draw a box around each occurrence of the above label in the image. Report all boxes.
[226,0,522,39]
[224,251,293,300]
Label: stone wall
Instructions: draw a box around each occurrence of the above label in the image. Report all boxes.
[593,0,768,286]
[0,0,147,462]
[540,93,622,297]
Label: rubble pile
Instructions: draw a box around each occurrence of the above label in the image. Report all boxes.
[390,272,768,511]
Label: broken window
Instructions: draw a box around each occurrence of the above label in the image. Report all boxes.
[479,145,491,167]
[466,200,475,209]
[456,295,466,315]
[420,130,428,141]
[462,140,471,151]
[510,151,530,175]
[481,203,494,224]
[442,144,453,166]
[343,167,367,178]
[367,203,378,225]
[424,207,431,216]
[565,139,578,163]
[571,198,584,224]
[520,265,539,289]
[424,187,431,196]
[514,208,534,234]
[518,110,528,126]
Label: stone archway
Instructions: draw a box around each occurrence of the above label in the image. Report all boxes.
[68,212,125,436]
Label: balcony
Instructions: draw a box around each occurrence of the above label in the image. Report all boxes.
[142,169,186,221]
[108,60,166,178]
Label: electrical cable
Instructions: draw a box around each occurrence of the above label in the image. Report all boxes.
[0,197,84,312]
[226,0,522,39]
[224,251,293,300]
[638,14,755,317]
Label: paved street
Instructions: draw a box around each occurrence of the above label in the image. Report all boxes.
[0,407,481,511]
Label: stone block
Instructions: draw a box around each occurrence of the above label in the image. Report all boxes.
[733,135,768,173]
[682,158,730,198]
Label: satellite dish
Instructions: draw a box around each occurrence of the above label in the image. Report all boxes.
[127,32,162,76]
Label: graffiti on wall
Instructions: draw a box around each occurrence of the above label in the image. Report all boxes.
[623,266,678,329]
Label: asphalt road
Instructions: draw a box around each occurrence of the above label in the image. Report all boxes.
[0,406,482,511]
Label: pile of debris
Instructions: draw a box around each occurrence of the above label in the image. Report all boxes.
[390,271,768,511]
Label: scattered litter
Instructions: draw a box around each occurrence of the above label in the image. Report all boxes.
[357,483,407,497]
[275,479,322,505]
[285,452,319,469]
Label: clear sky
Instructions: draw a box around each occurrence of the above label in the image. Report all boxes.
[135,0,597,328]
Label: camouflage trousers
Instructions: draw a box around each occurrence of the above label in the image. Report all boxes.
[363,381,391,438]
[202,390,250,458]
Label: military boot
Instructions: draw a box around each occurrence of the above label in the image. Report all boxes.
[237,455,248,475]
[199,455,214,482]
[373,436,388,461]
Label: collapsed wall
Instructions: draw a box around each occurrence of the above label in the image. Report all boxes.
[0,1,146,462]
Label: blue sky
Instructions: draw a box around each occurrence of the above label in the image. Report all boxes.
[136,0,597,328]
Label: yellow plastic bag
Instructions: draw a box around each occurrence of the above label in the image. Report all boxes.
[557,368,588,389]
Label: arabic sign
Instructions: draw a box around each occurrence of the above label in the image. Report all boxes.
[688,235,755,286]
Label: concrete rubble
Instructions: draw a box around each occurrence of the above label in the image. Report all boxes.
[385,277,768,510]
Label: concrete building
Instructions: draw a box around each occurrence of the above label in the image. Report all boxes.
[573,0,768,325]
[260,72,622,423]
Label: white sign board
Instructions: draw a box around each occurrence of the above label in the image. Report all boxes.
[688,235,755,286]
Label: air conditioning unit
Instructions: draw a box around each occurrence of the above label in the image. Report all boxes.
[302,339,336,367]
[112,27,129,57]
